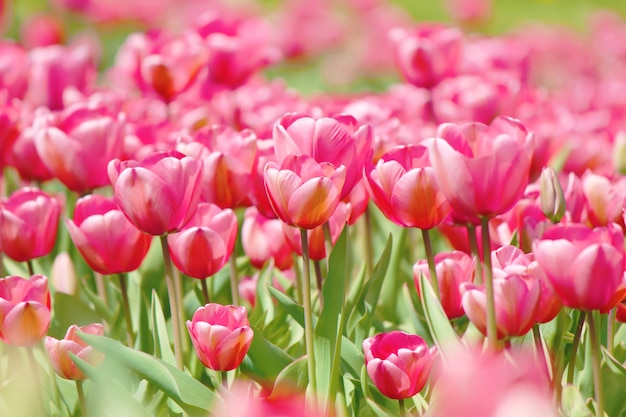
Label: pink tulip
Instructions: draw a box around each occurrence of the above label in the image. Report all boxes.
[112,30,206,103]
[176,125,257,209]
[8,109,55,183]
[241,207,293,270]
[414,251,475,319]
[491,245,562,323]
[108,151,203,236]
[34,102,125,193]
[273,113,372,199]
[0,41,29,100]
[363,331,433,399]
[0,188,61,262]
[187,303,253,371]
[50,252,78,295]
[167,203,237,279]
[210,381,324,417]
[429,116,534,222]
[0,95,20,170]
[427,347,556,417]
[282,201,351,261]
[264,154,346,229]
[581,172,626,227]
[24,44,96,110]
[533,223,625,311]
[366,144,451,229]
[0,275,50,346]
[20,14,64,48]
[45,323,104,380]
[66,195,152,275]
[444,0,492,25]
[389,24,463,88]
[461,274,540,339]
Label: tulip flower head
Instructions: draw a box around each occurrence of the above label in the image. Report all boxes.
[363,330,433,399]
[66,194,152,275]
[108,151,203,236]
[187,303,253,371]
[0,187,62,262]
[264,154,346,229]
[0,274,51,346]
[45,323,105,380]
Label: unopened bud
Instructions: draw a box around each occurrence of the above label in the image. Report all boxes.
[50,252,78,295]
[539,167,566,223]
[613,131,626,175]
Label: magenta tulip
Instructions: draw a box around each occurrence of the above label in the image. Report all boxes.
[66,195,152,275]
[108,151,203,236]
[241,207,293,270]
[363,331,433,399]
[187,303,253,371]
[533,223,625,311]
[0,188,61,262]
[167,203,237,279]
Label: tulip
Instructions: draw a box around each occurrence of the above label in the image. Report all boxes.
[34,103,125,193]
[108,150,203,236]
[281,201,351,261]
[241,207,293,270]
[389,24,463,89]
[429,116,534,223]
[539,167,566,223]
[461,274,540,338]
[176,125,258,209]
[427,347,556,417]
[581,172,626,227]
[8,111,55,182]
[45,323,104,380]
[273,113,372,199]
[533,223,625,311]
[50,252,78,295]
[0,188,61,262]
[363,331,433,399]
[66,195,152,275]
[264,154,345,229]
[0,42,29,100]
[366,144,451,229]
[167,203,237,279]
[0,275,50,346]
[414,251,475,319]
[187,303,253,371]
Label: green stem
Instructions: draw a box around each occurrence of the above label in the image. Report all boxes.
[76,380,87,417]
[399,398,407,417]
[292,253,302,304]
[607,308,616,356]
[314,260,324,310]
[221,371,229,390]
[160,236,184,370]
[587,312,605,417]
[201,279,210,305]
[552,309,568,405]
[117,273,135,347]
[173,267,189,354]
[229,255,240,305]
[533,325,550,379]
[467,224,482,285]
[567,311,586,385]
[94,272,108,307]
[364,206,374,276]
[300,228,317,394]
[480,217,499,350]
[26,260,34,276]
[421,228,440,299]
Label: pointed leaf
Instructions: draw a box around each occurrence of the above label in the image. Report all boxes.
[150,291,176,366]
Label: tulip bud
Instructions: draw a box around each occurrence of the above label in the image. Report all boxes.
[187,303,254,371]
[539,167,565,223]
[45,323,105,380]
[50,252,77,295]
[363,331,433,399]
[613,131,626,175]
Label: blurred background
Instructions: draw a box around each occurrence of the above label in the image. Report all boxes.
[5,0,626,93]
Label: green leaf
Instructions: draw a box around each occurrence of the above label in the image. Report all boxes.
[78,333,214,417]
[561,385,594,417]
[150,290,176,366]
[268,286,309,328]
[418,272,463,359]
[241,325,293,383]
[314,226,349,409]
[346,233,393,346]
[270,356,309,396]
